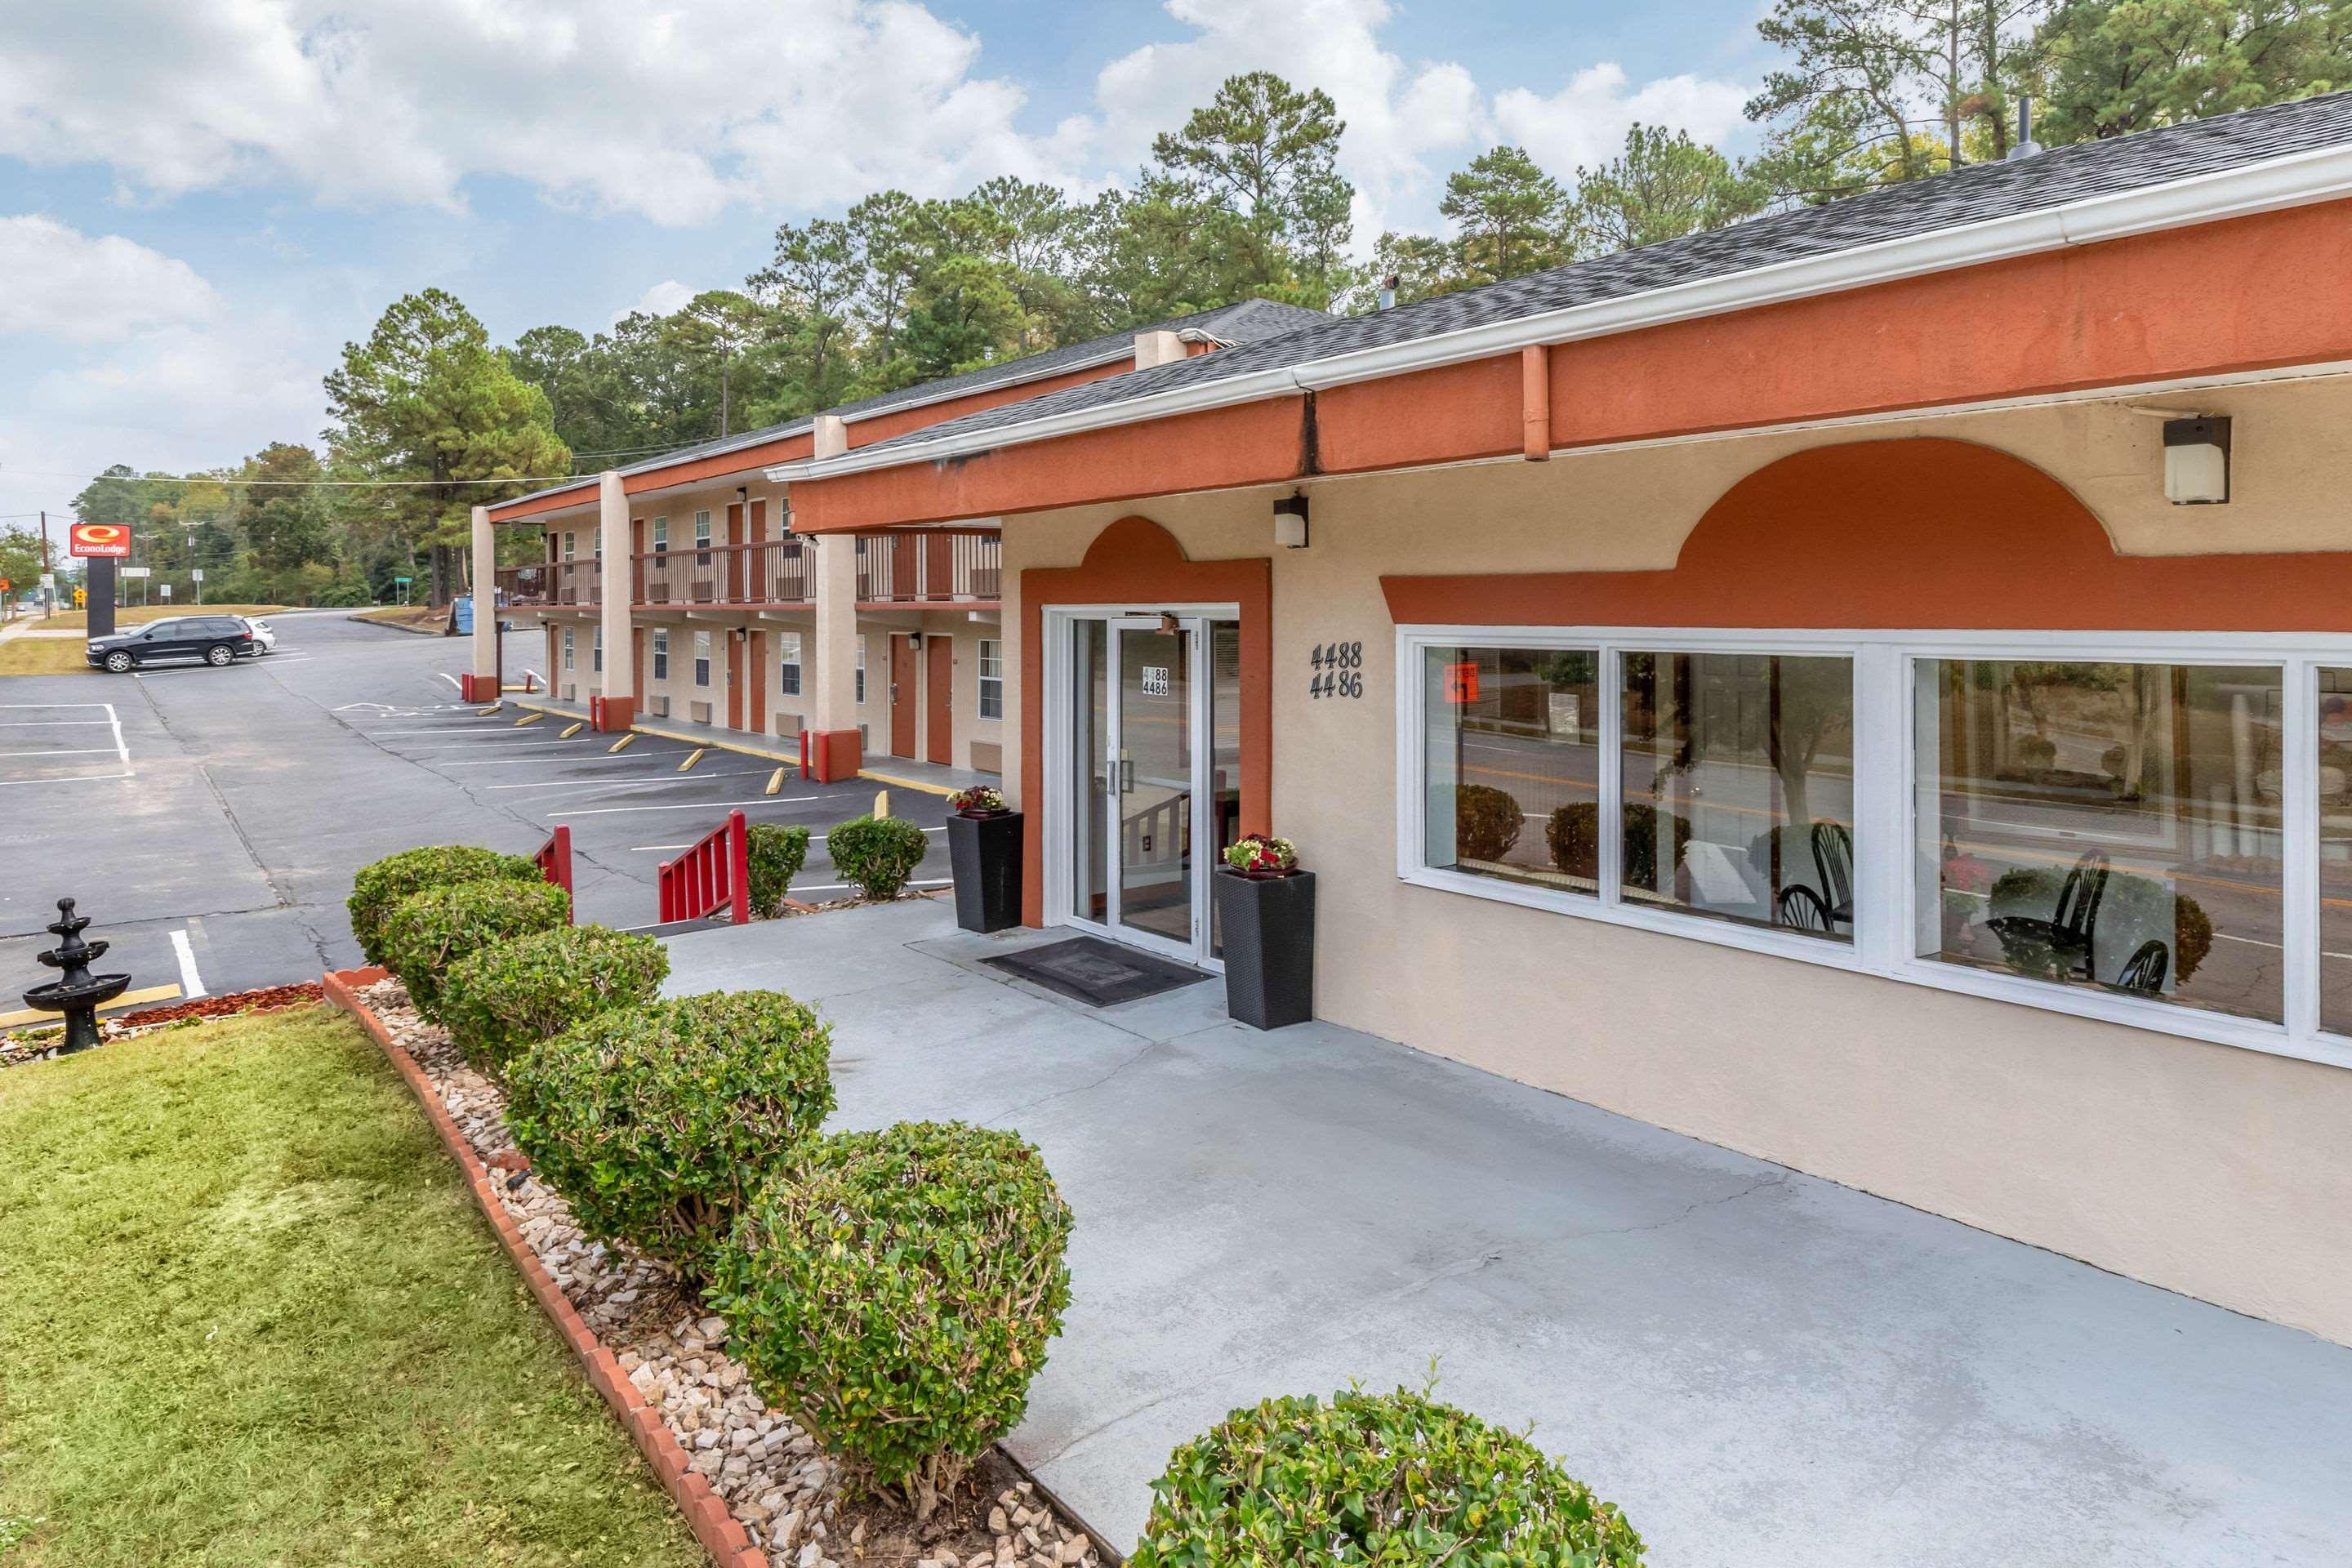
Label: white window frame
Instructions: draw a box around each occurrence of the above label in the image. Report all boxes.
[562,531,576,563]
[693,510,712,550]
[561,626,576,670]
[591,626,603,673]
[978,637,1003,719]
[653,516,669,554]
[778,630,803,697]
[693,629,712,688]
[854,637,866,704]
[1396,623,2352,1071]
[652,627,670,680]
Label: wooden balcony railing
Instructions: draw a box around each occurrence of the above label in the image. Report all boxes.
[496,560,599,607]
[855,530,1000,604]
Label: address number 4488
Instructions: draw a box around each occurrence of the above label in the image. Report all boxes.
[1309,640,1362,700]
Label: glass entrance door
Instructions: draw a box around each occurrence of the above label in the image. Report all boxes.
[1061,612,1234,967]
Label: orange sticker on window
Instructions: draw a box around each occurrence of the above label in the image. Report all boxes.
[1443,662,1478,703]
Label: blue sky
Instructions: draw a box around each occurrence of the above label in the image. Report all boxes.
[0,0,1776,527]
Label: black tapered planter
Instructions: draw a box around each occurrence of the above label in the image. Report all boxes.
[1213,867,1315,1030]
[947,810,1024,933]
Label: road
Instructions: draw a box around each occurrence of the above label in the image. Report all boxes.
[0,612,948,1007]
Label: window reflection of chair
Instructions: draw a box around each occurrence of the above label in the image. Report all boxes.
[1810,822,1853,928]
[1775,884,1835,932]
[2114,938,2170,996]
[1987,850,2110,981]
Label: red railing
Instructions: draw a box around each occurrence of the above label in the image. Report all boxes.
[535,825,573,920]
[854,530,1000,604]
[634,541,811,608]
[657,809,749,924]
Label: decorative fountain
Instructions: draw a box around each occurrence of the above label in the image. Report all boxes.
[21,898,131,1054]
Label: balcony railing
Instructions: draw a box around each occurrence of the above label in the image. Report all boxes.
[635,540,812,608]
[496,559,599,607]
[501,531,1000,610]
[856,531,1000,604]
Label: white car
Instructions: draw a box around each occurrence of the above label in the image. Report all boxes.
[240,616,278,653]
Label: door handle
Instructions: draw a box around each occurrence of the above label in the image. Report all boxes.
[1120,758,1134,793]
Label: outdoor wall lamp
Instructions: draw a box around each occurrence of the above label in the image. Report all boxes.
[908,632,924,648]
[2163,416,2231,505]
[1272,491,1310,548]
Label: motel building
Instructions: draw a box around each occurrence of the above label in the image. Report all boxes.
[465,300,1325,781]
[752,93,2352,1349]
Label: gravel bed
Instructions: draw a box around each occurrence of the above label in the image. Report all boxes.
[359,977,1107,1568]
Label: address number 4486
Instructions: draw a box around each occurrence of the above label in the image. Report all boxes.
[1309,640,1362,700]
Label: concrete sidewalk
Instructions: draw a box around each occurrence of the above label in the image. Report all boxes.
[662,902,2352,1566]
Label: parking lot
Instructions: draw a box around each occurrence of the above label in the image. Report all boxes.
[0,612,949,1009]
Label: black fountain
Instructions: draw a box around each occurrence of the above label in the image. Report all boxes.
[21,898,131,1055]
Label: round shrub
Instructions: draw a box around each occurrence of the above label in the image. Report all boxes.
[347,844,539,967]
[380,877,570,1021]
[1129,1386,1645,1568]
[1450,784,1523,863]
[827,814,931,900]
[707,1121,1074,1506]
[440,924,670,1076]
[1547,802,1693,889]
[746,822,812,916]
[506,991,834,1275]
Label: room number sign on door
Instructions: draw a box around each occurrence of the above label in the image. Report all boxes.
[1308,639,1363,699]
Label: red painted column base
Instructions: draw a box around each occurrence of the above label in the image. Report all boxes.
[589,695,637,733]
[459,673,500,702]
[808,728,862,783]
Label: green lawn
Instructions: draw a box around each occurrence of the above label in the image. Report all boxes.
[0,1007,704,1567]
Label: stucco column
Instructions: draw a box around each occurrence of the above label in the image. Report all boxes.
[594,470,635,729]
[805,414,862,778]
[466,504,497,699]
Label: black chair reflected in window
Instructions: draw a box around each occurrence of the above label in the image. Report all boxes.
[1810,821,1853,929]
[1988,849,2111,982]
[1775,884,1835,932]
[2114,938,2170,996]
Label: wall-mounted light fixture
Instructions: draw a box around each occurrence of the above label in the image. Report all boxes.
[1272,491,1310,549]
[908,632,924,648]
[2163,416,2231,505]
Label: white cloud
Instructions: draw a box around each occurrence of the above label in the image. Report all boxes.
[0,216,222,341]
[1493,63,1753,178]
[620,280,701,324]
[0,0,1076,227]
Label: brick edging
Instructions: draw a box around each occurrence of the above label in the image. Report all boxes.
[322,967,764,1568]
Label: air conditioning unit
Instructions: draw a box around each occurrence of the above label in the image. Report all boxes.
[690,701,714,725]
[773,711,802,738]
[561,684,577,702]
[645,694,670,718]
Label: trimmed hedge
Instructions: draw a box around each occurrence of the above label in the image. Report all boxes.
[380,878,571,1022]
[440,924,670,1076]
[827,814,931,901]
[1546,802,1692,889]
[1129,1386,1645,1568]
[708,1121,1074,1507]
[347,844,539,968]
[746,822,812,916]
[1450,784,1524,863]
[506,991,834,1276]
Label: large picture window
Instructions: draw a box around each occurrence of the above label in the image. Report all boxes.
[1623,653,1853,941]
[1917,660,2283,1022]
[1401,627,2352,1067]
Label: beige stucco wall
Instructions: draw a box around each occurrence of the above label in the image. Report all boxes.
[998,381,2352,1346]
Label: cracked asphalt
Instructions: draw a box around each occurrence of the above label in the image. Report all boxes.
[0,611,945,1002]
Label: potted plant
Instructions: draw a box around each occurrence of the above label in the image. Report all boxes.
[944,785,1022,933]
[1212,835,1314,1030]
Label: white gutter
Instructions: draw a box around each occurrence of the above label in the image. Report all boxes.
[764,136,2352,485]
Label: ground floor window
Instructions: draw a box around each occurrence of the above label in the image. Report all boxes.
[652,628,669,680]
[693,630,711,688]
[778,631,802,696]
[592,626,603,674]
[561,626,575,670]
[1401,626,2352,1065]
[854,638,866,704]
[978,638,1003,718]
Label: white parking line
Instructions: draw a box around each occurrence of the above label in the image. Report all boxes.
[132,657,312,676]
[484,768,771,792]
[552,795,821,817]
[0,702,130,782]
[0,719,111,728]
[0,771,132,786]
[435,671,463,690]
[436,752,681,768]
[171,929,207,1000]
[0,747,121,759]
[386,740,591,752]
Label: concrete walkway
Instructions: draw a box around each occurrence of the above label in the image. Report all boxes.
[662,902,2352,1566]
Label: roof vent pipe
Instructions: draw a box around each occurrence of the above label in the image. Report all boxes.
[1377,274,1398,311]
[2008,96,2042,160]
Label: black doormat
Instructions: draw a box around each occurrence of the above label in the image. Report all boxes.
[985,935,1210,1007]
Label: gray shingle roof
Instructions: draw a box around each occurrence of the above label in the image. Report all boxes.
[838,90,2352,464]
[502,297,1330,509]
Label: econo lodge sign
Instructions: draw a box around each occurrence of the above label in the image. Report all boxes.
[69,523,130,559]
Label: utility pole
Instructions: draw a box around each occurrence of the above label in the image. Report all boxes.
[38,510,51,613]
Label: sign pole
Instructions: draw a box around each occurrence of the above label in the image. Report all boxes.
[86,558,117,639]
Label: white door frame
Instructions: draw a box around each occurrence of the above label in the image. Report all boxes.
[1041,603,1237,969]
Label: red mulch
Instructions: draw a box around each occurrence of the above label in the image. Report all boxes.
[115,982,323,1027]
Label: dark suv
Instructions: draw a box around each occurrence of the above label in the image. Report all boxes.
[87,616,258,673]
